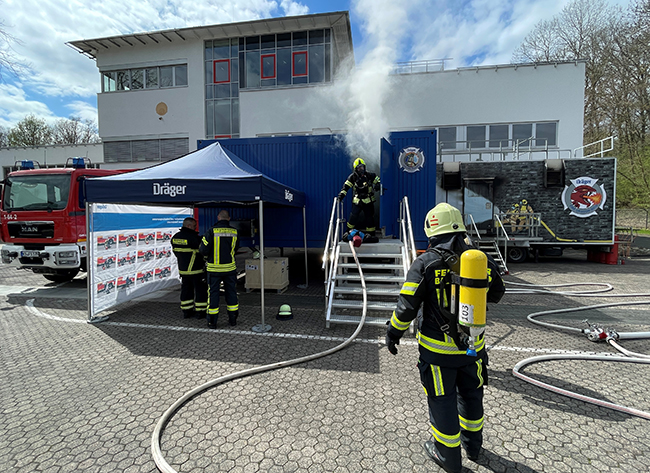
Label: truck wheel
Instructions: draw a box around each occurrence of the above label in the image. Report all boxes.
[43,269,80,283]
[507,247,528,263]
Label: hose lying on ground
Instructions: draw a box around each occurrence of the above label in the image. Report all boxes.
[507,281,650,420]
[151,241,368,473]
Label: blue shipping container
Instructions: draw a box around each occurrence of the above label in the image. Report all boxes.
[197,131,436,250]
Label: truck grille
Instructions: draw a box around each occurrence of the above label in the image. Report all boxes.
[7,221,55,239]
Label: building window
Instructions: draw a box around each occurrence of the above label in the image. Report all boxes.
[261,54,276,79]
[214,59,230,83]
[513,124,533,147]
[438,127,457,150]
[293,51,308,77]
[488,124,509,148]
[535,122,557,147]
[101,65,186,92]
[467,126,486,149]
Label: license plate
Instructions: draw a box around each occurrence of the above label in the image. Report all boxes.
[21,250,41,258]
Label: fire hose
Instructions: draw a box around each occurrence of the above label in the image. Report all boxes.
[507,281,650,420]
[151,241,368,473]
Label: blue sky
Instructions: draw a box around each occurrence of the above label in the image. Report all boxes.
[0,0,631,130]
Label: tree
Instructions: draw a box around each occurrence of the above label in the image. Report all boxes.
[0,7,28,80]
[52,116,100,144]
[513,0,650,208]
[7,115,52,146]
[0,125,8,147]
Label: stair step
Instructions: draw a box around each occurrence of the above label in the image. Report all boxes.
[339,253,404,259]
[334,286,401,296]
[336,274,404,283]
[332,300,396,311]
[338,263,404,270]
[328,314,391,327]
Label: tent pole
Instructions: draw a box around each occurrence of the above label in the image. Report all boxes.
[303,206,308,288]
[252,200,271,333]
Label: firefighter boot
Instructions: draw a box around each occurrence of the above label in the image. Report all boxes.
[183,309,195,319]
[228,310,238,326]
[195,310,207,320]
[424,441,461,473]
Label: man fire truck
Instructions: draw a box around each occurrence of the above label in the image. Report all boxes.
[0,158,130,282]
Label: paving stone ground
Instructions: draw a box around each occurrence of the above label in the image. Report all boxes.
[1,247,650,472]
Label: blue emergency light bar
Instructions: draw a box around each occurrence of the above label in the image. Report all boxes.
[71,157,86,168]
[20,160,35,170]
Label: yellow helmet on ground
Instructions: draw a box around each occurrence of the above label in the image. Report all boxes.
[424,203,466,238]
[353,157,366,169]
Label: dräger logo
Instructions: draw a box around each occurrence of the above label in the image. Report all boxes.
[153,183,187,197]
[284,189,294,202]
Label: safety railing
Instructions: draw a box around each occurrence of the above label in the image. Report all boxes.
[391,59,451,75]
[322,197,344,298]
[463,214,482,241]
[573,136,614,158]
[497,212,541,238]
[399,196,418,266]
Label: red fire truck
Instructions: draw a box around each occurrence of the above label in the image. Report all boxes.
[0,158,132,282]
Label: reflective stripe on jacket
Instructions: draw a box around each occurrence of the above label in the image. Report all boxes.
[199,221,239,273]
[171,227,205,275]
[339,172,380,205]
[387,233,505,368]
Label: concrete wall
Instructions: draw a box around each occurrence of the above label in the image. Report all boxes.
[240,62,586,153]
[0,144,104,174]
[96,39,204,150]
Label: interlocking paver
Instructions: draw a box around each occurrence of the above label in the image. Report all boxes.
[2,249,650,472]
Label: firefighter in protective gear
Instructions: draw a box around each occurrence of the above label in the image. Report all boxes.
[385,203,505,473]
[337,157,381,236]
[171,217,208,319]
[199,210,239,328]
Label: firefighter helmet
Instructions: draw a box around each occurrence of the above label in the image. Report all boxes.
[353,158,366,173]
[424,203,466,238]
[277,304,293,320]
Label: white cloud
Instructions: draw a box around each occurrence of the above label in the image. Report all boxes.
[0,83,55,128]
[65,100,99,123]
[280,0,310,16]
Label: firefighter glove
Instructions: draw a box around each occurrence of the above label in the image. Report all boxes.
[337,192,345,202]
[374,183,380,192]
[385,332,400,355]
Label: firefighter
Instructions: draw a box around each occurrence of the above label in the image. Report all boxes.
[520,199,534,230]
[337,157,381,237]
[171,217,208,319]
[385,203,505,473]
[199,210,239,328]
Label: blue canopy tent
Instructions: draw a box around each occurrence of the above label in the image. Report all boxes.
[84,142,308,332]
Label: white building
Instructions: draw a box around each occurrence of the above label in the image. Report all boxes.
[1,10,585,174]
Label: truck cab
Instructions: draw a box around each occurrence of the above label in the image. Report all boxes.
[0,159,130,282]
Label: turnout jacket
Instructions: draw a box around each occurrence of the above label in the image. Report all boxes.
[340,171,380,205]
[388,233,505,367]
[199,220,239,273]
[171,227,205,276]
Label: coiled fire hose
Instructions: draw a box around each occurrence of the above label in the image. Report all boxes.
[508,281,650,420]
[151,241,368,473]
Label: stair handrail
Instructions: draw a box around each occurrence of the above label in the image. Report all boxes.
[573,136,614,158]
[325,203,344,298]
[402,196,418,265]
[466,214,482,241]
[322,197,338,272]
[493,213,510,274]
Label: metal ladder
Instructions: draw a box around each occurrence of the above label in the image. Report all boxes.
[476,240,508,275]
[326,240,405,328]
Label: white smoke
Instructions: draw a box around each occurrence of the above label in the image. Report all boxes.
[326,0,423,168]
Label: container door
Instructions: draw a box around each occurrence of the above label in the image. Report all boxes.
[463,180,494,234]
[380,137,397,237]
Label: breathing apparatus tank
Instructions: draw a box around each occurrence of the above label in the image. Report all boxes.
[450,249,489,356]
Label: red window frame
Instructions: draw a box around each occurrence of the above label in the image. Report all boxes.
[213,59,230,84]
[261,54,276,79]
[214,135,232,139]
[292,51,308,77]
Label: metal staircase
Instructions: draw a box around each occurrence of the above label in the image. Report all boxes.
[322,197,418,329]
[476,240,508,275]
[327,240,405,327]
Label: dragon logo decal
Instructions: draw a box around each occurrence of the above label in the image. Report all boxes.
[561,177,607,218]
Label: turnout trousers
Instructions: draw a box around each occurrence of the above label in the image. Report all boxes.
[347,201,375,234]
[418,357,487,472]
[180,273,208,315]
[206,271,239,325]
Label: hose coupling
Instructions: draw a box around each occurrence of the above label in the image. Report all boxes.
[583,320,619,342]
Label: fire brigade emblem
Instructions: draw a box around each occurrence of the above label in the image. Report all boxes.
[561,176,607,218]
[398,147,425,173]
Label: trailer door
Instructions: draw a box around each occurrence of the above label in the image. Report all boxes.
[463,179,494,234]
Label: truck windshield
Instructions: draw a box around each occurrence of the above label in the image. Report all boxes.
[2,174,71,211]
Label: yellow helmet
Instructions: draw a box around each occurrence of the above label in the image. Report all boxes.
[521,199,528,205]
[353,157,366,169]
[424,203,466,238]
